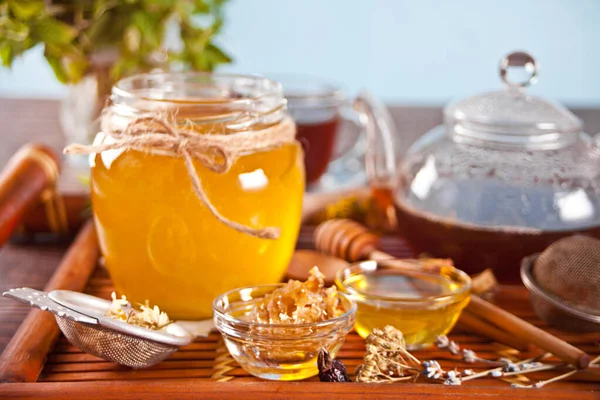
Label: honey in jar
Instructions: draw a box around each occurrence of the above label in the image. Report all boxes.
[84,73,304,319]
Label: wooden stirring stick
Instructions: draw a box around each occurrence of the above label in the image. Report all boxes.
[469,295,589,369]
[458,309,530,352]
[314,218,591,368]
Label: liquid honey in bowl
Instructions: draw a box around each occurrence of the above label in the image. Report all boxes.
[336,260,470,349]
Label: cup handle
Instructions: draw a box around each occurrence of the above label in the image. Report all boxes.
[330,103,363,161]
[352,91,400,186]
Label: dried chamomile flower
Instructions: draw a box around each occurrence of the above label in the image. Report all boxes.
[105,292,172,330]
[128,300,172,330]
[106,292,131,321]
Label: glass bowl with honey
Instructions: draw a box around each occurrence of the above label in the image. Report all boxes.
[213,274,356,381]
[336,260,470,349]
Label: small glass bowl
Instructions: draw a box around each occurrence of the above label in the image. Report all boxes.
[335,260,471,349]
[212,284,356,381]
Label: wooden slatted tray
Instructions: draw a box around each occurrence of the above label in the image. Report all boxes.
[1,226,599,399]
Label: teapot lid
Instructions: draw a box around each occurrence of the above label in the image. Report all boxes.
[444,51,582,146]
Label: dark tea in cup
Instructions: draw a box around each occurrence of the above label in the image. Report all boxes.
[295,115,340,184]
[275,76,355,185]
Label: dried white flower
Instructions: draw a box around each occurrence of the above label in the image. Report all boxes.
[444,370,461,386]
[106,292,131,321]
[106,293,171,330]
[448,340,460,355]
[435,335,449,348]
[462,349,477,363]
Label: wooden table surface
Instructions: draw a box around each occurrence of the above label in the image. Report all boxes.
[0,98,599,398]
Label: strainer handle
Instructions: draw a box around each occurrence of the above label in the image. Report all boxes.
[3,288,97,325]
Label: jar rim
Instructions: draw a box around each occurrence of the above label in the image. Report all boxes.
[110,72,287,130]
[114,71,283,104]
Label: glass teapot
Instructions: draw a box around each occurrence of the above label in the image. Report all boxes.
[358,51,600,283]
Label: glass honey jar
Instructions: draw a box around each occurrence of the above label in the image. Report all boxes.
[80,73,304,319]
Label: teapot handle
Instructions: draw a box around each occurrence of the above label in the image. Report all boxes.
[353,91,400,186]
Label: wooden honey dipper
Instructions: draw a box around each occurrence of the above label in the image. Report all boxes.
[313,218,591,369]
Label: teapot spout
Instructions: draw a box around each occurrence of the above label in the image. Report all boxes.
[353,91,400,187]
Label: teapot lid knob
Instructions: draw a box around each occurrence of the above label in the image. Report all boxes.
[499,51,538,89]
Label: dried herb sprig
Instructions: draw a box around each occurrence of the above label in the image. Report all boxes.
[355,326,421,383]
[353,328,598,388]
[510,354,600,389]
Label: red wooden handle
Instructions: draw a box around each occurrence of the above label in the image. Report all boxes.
[0,143,60,246]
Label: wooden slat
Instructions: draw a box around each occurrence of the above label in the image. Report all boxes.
[1,381,599,400]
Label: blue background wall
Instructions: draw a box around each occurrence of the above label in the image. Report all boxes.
[1,0,598,106]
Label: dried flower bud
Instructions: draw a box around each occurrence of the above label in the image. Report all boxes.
[435,335,449,348]
[448,340,460,355]
[444,370,462,386]
[462,349,477,363]
[503,363,520,373]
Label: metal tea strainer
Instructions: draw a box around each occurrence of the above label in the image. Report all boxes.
[3,288,195,368]
[521,235,600,333]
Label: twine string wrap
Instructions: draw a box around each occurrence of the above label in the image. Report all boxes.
[64,111,297,240]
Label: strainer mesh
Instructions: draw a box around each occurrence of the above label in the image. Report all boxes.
[533,235,600,312]
[56,317,178,368]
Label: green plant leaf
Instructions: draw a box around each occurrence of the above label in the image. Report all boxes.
[30,18,77,45]
[204,42,231,64]
[0,42,13,66]
[193,0,210,13]
[8,0,46,20]
[62,53,89,83]
[0,18,30,41]
[2,0,231,82]
[132,11,161,48]
[44,51,69,84]
[111,55,139,80]
[142,0,174,10]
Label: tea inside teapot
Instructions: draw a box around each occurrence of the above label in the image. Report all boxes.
[394,179,600,283]
[359,51,600,283]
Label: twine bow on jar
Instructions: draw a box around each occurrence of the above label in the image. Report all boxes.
[64,111,298,240]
